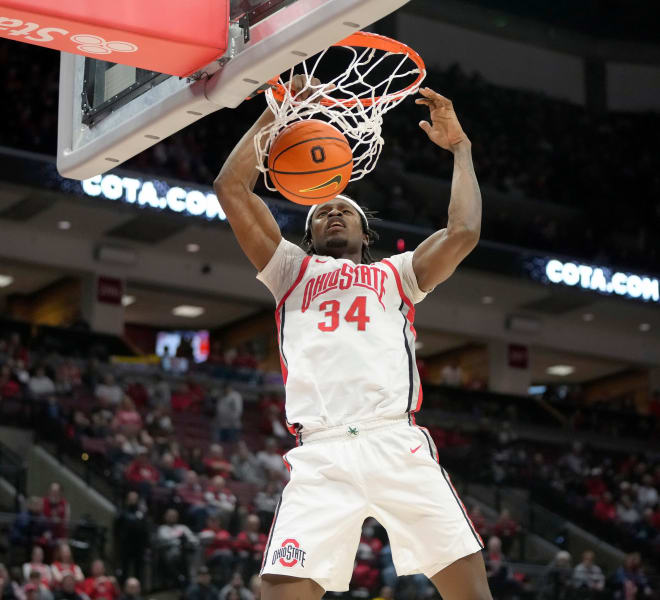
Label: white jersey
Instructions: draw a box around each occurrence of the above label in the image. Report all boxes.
[258,238,428,439]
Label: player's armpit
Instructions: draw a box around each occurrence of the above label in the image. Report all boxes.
[214,175,281,272]
[412,226,479,290]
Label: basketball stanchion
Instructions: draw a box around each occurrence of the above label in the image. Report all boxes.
[254,31,426,200]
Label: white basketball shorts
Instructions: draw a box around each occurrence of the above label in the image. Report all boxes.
[259,415,484,592]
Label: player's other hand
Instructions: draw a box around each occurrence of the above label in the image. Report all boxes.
[416,88,469,152]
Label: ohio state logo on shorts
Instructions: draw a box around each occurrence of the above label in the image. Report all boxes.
[272,538,307,568]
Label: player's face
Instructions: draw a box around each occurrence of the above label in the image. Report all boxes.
[310,199,366,259]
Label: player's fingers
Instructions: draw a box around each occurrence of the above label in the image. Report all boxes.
[421,87,452,105]
[415,98,432,105]
[419,120,432,135]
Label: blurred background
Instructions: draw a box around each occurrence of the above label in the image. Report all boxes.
[0,0,659,599]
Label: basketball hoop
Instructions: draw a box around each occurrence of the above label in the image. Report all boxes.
[254,31,426,192]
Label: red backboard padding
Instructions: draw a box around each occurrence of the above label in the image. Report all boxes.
[0,0,229,76]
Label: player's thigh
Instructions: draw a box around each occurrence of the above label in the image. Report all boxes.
[429,551,493,600]
[262,574,325,600]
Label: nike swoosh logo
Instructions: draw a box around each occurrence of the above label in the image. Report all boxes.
[410,444,422,454]
[315,259,328,263]
[299,174,343,193]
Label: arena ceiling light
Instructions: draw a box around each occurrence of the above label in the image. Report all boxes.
[639,323,651,332]
[582,313,595,322]
[0,274,14,288]
[172,305,205,318]
[122,295,136,307]
[546,365,575,376]
[58,220,71,230]
[186,243,200,253]
[481,296,494,304]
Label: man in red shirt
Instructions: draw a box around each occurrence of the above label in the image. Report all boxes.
[199,515,234,580]
[43,483,70,540]
[82,560,119,600]
[593,491,617,522]
[125,451,161,495]
[234,514,267,575]
[203,444,233,479]
[492,509,521,555]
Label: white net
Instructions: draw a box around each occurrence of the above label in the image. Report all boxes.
[254,33,426,192]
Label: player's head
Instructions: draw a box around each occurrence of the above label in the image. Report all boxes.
[302,194,379,263]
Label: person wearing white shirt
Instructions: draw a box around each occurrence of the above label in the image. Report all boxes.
[28,367,55,397]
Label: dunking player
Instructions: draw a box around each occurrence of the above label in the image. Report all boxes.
[214,76,490,600]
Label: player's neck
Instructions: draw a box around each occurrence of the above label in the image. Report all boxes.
[321,248,363,264]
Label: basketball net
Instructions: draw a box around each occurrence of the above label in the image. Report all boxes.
[254,32,426,193]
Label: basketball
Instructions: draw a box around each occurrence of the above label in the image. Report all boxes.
[267,119,353,206]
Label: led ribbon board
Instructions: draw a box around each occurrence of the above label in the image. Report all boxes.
[530,257,659,304]
[82,174,226,221]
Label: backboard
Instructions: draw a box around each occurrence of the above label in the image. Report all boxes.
[57,0,412,180]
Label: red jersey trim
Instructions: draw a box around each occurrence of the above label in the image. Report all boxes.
[381,258,416,335]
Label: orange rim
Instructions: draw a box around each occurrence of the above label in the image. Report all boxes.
[268,31,426,107]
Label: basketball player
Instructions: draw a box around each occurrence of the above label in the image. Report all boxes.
[214,76,489,600]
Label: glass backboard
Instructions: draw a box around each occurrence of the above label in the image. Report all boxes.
[57,0,412,180]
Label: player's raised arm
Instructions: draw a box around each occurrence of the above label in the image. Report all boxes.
[213,106,282,272]
[412,88,482,290]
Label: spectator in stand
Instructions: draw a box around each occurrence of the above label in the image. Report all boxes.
[637,474,658,509]
[492,508,521,555]
[204,476,237,524]
[53,574,84,600]
[176,471,207,532]
[112,398,142,436]
[230,441,264,486]
[95,374,123,407]
[0,364,21,398]
[612,552,653,598]
[156,509,198,585]
[635,508,659,544]
[28,367,55,398]
[440,360,463,387]
[483,536,522,598]
[0,563,20,600]
[25,570,54,600]
[540,550,573,600]
[184,567,219,600]
[560,442,585,476]
[467,506,489,540]
[253,482,280,534]
[118,579,142,600]
[203,445,233,479]
[260,405,287,440]
[593,491,617,522]
[233,514,266,577]
[82,560,119,600]
[351,540,379,593]
[215,385,243,442]
[10,497,52,553]
[219,573,253,600]
[51,544,84,589]
[199,516,234,581]
[13,360,31,386]
[22,547,52,588]
[114,492,149,583]
[124,450,160,497]
[159,453,182,486]
[617,495,641,527]
[255,438,287,481]
[572,550,605,597]
[43,483,69,540]
[149,375,171,409]
[188,447,206,475]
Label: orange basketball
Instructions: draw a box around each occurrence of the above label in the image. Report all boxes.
[267,119,353,206]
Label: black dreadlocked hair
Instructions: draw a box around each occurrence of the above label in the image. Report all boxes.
[302,206,380,264]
